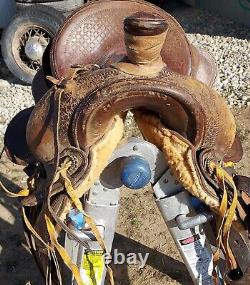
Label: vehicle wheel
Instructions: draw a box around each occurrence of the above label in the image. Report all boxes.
[1,5,65,84]
[16,0,86,13]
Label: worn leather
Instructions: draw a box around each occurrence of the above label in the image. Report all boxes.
[50,0,217,85]
[25,13,237,211]
[29,0,217,103]
[3,6,249,284]
[4,107,35,165]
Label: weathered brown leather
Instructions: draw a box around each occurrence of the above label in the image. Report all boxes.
[25,14,236,207]
[114,13,168,76]
[235,175,250,231]
[29,0,217,103]
[6,0,242,168]
[26,66,236,161]
[235,176,250,198]
[4,107,35,165]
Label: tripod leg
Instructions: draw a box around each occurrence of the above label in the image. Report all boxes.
[153,171,223,285]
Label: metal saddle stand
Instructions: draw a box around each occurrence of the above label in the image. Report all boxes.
[65,138,220,285]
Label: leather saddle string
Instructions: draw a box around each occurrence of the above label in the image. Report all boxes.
[212,167,229,284]
[46,83,115,285]
[210,162,238,279]
[1,68,94,284]
[0,147,4,160]
[45,86,91,248]
[43,80,119,285]
[44,86,84,284]
[59,163,115,285]
[45,215,85,285]
[46,66,111,250]
[0,157,58,283]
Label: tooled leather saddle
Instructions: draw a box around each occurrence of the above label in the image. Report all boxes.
[3,1,250,284]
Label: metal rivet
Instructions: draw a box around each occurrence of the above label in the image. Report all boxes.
[110,202,117,206]
[133,145,139,151]
[163,178,168,184]
[103,188,108,192]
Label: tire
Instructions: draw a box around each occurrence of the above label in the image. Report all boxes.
[16,0,86,13]
[1,5,65,84]
[17,1,61,3]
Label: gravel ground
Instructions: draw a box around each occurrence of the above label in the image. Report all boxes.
[0,3,249,137]
[0,60,33,135]
[168,3,250,107]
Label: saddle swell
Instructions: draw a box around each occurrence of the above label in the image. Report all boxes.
[25,63,236,210]
[25,65,236,164]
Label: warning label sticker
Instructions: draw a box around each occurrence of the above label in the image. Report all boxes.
[81,250,105,285]
[178,234,214,284]
[179,234,200,245]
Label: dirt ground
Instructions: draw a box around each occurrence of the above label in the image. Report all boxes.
[0,107,249,285]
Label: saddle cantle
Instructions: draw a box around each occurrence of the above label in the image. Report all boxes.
[49,0,217,85]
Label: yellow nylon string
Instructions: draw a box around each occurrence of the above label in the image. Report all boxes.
[0,174,51,249]
[0,175,54,275]
[107,265,115,285]
[220,176,238,269]
[213,186,227,261]
[215,163,228,251]
[45,215,85,285]
[223,162,235,168]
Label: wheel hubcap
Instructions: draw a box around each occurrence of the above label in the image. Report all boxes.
[24,38,45,61]
[17,26,52,71]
